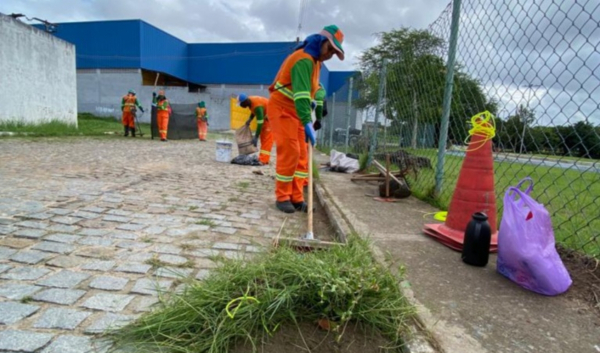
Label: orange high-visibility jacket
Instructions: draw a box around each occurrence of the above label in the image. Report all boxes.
[269,50,321,124]
[122,95,140,113]
[196,107,207,121]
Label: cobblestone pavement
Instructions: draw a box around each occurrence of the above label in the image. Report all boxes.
[0,136,303,352]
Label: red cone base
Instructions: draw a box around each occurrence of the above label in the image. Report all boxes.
[423,223,498,252]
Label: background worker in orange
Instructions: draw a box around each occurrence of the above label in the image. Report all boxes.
[268,25,345,213]
[121,90,144,137]
[196,101,208,141]
[153,90,171,141]
[238,94,273,165]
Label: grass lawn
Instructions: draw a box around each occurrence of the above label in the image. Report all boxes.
[405,149,600,258]
[0,113,151,137]
[319,141,600,257]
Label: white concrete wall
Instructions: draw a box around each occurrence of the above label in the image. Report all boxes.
[76,69,269,131]
[1,14,77,125]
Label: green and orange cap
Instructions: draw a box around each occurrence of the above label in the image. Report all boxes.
[320,25,345,61]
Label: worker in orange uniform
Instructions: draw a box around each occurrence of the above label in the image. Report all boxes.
[196,101,208,141]
[153,90,171,141]
[121,90,144,137]
[268,25,344,213]
[238,94,273,165]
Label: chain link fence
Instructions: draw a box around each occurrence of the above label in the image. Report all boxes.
[317,76,363,150]
[320,0,600,258]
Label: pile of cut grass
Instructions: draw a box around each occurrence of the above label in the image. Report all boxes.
[109,237,415,353]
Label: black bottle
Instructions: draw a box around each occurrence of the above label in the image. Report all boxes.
[461,212,492,266]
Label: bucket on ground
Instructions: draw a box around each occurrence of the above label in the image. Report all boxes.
[216,140,233,162]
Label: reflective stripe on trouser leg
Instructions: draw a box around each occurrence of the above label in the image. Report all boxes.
[292,124,308,203]
[158,111,169,139]
[269,102,301,202]
[259,119,273,164]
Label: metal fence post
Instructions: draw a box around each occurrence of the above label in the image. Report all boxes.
[434,0,462,196]
[329,92,336,147]
[368,59,387,165]
[344,77,354,150]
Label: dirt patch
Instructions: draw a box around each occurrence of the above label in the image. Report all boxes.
[559,247,600,317]
[312,192,336,242]
[231,321,398,353]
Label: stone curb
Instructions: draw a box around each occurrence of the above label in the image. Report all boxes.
[315,180,441,353]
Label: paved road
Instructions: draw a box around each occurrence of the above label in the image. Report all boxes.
[0,137,299,353]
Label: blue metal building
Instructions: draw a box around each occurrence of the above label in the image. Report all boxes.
[40,19,356,94]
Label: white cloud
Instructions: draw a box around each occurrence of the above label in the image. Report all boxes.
[1,0,450,71]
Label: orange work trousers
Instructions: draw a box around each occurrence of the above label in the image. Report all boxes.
[268,102,308,203]
[122,111,135,128]
[197,119,208,140]
[258,119,274,164]
[157,110,169,140]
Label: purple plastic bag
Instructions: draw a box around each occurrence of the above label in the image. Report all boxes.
[496,178,572,296]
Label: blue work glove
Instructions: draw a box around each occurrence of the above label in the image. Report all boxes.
[152,92,156,98]
[310,100,317,111]
[140,107,145,113]
[304,122,316,146]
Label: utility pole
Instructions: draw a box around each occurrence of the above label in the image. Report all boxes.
[520,83,537,154]
[344,77,354,149]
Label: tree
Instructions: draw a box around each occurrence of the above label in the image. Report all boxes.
[450,72,498,144]
[558,121,600,158]
[493,105,536,153]
[357,28,496,149]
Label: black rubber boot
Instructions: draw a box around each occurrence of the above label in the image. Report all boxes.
[276,200,295,214]
[292,201,314,213]
[124,126,129,137]
[131,127,136,137]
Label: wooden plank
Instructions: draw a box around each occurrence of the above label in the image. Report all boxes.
[385,154,391,197]
[373,160,408,188]
[353,176,387,182]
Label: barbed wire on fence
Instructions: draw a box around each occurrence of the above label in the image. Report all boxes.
[321,0,600,258]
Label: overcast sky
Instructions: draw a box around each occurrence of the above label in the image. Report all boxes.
[4,0,599,127]
[2,0,451,71]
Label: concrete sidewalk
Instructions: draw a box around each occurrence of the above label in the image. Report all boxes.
[316,159,600,353]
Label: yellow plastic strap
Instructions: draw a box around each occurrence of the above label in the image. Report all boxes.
[422,211,447,222]
[463,111,496,152]
[226,286,260,319]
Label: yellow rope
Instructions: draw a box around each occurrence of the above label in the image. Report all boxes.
[463,111,496,152]
[226,286,260,319]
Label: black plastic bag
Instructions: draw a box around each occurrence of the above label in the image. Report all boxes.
[231,154,262,166]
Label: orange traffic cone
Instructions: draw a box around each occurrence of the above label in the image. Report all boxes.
[424,112,498,252]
